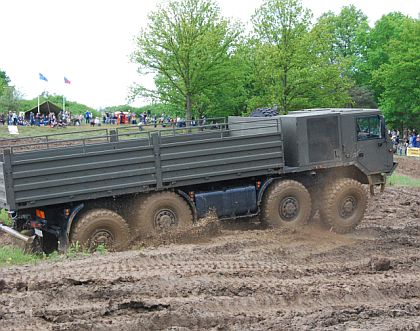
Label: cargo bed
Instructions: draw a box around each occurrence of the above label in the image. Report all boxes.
[0,119,284,210]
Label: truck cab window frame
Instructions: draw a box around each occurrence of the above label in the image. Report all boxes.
[356,115,382,141]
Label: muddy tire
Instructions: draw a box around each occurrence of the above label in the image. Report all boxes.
[133,191,193,238]
[261,180,312,228]
[320,178,367,233]
[70,209,130,251]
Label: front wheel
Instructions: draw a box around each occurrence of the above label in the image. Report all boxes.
[320,178,367,233]
[261,180,312,228]
[70,209,130,251]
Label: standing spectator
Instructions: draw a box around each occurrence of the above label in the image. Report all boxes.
[29,112,35,126]
[85,110,91,124]
[410,133,417,147]
[12,111,18,125]
[0,113,5,125]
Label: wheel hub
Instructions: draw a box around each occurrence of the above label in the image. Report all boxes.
[154,209,177,231]
[90,229,114,248]
[340,196,357,218]
[279,197,299,221]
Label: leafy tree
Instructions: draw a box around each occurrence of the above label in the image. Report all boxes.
[361,13,413,99]
[17,94,98,117]
[0,69,21,114]
[317,6,369,64]
[132,0,240,122]
[373,19,420,132]
[0,70,11,90]
[348,86,377,108]
[250,0,351,113]
[251,0,312,113]
[0,86,20,114]
[316,5,371,107]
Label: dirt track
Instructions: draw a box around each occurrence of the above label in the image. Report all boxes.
[0,183,419,331]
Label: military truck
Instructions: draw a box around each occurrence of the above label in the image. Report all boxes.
[0,108,396,252]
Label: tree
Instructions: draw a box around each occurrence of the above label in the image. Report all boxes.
[0,70,11,89]
[0,69,21,114]
[373,19,420,132]
[317,6,369,64]
[361,13,412,100]
[132,0,240,122]
[0,86,20,114]
[316,6,371,107]
[249,0,351,113]
[251,0,312,113]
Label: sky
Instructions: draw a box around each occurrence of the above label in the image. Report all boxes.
[0,0,419,110]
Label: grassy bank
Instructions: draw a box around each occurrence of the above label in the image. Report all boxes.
[0,246,41,266]
[388,173,420,188]
[0,242,107,267]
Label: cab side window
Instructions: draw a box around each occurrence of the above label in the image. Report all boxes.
[356,116,381,140]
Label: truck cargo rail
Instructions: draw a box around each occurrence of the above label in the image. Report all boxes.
[0,117,282,154]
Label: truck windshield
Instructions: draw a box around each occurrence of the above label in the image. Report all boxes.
[356,116,381,140]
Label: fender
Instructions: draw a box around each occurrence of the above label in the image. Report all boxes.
[58,203,84,252]
[257,177,279,206]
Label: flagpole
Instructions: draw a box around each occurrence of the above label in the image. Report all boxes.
[37,94,40,114]
[63,95,65,112]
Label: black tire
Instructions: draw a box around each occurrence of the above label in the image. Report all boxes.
[261,180,312,228]
[250,107,279,117]
[319,178,367,233]
[132,192,193,238]
[70,209,130,251]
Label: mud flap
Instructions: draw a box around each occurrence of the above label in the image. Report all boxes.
[368,174,387,196]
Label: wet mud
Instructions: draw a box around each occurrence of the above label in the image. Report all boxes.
[0,184,419,330]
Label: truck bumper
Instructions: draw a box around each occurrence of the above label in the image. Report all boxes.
[0,224,34,243]
[389,161,398,175]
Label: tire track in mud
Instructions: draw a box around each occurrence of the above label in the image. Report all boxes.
[0,186,419,330]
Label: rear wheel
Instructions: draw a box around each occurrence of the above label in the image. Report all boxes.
[132,191,193,238]
[320,178,367,233]
[261,180,312,228]
[70,209,130,251]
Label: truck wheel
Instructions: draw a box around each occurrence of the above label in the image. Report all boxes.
[261,180,312,228]
[133,192,193,237]
[70,209,130,251]
[320,178,367,233]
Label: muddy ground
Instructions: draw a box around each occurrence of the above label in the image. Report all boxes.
[395,156,420,179]
[0,181,418,331]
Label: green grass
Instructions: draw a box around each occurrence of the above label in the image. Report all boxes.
[0,246,42,266]
[388,173,420,188]
[0,209,10,225]
[0,241,109,267]
[0,124,112,140]
[0,123,221,141]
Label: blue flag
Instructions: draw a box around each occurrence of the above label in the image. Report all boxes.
[39,73,48,82]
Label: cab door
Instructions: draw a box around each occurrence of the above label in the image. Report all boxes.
[356,115,393,174]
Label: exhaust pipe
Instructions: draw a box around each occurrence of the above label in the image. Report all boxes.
[0,224,34,243]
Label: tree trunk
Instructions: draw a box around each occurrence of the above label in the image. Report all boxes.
[185,93,192,126]
[281,65,288,114]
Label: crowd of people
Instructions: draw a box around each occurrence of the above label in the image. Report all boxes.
[0,110,206,129]
[0,111,72,127]
[390,129,419,155]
